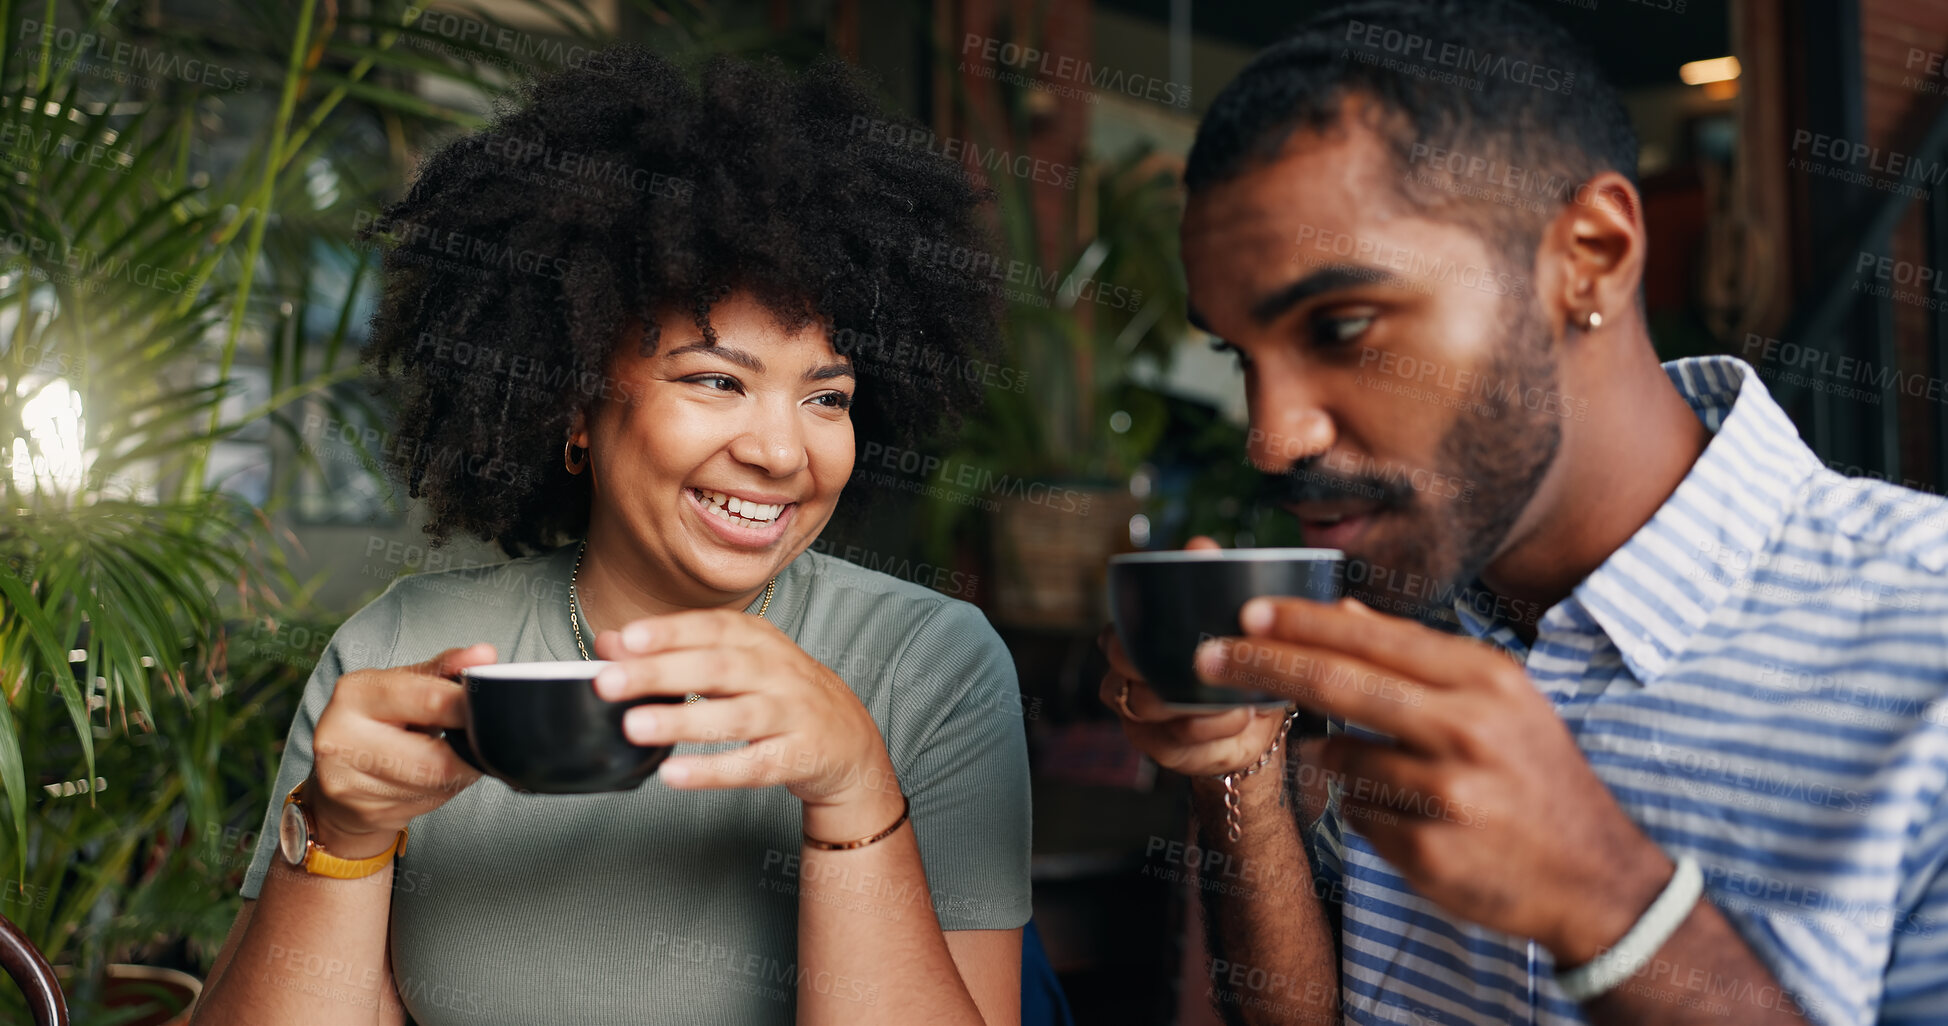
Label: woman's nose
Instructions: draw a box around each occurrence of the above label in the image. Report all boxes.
[728,404,809,476]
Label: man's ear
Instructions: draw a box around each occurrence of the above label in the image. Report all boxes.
[1543,170,1645,331]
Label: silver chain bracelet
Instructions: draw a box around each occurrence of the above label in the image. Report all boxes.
[1215,704,1303,842]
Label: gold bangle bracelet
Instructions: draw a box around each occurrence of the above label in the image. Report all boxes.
[803,794,911,851]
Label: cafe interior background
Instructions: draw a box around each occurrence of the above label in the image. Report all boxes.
[2,0,1945,1021]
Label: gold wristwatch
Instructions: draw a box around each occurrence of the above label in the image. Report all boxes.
[278,780,407,879]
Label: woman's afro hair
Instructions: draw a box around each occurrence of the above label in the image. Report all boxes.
[360,47,1002,556]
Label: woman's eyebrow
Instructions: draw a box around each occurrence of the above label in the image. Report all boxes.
[664,339,763,372]
[663,339,852,382]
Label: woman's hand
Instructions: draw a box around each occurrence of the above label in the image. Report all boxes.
[304,644,494,858]
[589,612,902,834]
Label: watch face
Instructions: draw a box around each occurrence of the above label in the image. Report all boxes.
[279,800,309,865]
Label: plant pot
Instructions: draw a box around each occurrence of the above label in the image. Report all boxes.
[53,965,201,1026]
[988,484,1140,630]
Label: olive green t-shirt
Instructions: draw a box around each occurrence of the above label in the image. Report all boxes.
[241,544,1032,1025]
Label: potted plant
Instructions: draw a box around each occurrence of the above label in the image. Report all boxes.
[0,601,323,1025]
[917,144,1188,629]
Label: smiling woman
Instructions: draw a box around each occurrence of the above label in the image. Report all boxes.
[186,49,1027,1026]
[570,298,868,610]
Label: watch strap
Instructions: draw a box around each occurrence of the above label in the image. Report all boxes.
[285,782,408,879]
[304,827,408,879]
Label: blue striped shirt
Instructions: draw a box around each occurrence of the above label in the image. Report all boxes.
[1309,355,1948,1026]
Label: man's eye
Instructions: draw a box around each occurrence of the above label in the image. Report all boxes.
[1311,314,1374,347]
[687,374,742,393]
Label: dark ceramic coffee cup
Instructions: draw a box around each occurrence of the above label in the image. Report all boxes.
[446,661,679,793]
[1108,548,1345,711]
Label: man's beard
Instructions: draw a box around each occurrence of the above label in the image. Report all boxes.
[1264,291,1563,626]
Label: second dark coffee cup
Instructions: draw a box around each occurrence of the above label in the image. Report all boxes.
[447,661,679,794]
[1108,548,1345,712]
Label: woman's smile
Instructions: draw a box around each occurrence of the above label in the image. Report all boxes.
[685,485,797,549]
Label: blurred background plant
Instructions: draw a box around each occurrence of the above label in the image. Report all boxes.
[916,146,1177,629]
[956,146,1185,486]
[910,65,1290,631]
[0,1,748,1020]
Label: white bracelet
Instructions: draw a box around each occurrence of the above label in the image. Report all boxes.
[1554,854,1704,1001]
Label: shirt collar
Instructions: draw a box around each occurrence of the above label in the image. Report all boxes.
[1456,355,1825,682]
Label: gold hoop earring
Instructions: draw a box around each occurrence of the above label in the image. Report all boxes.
[564,440,588,475]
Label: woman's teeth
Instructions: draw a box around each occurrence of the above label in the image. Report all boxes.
[695,489,785,525]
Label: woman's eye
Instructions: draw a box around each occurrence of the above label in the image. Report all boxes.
[688,373,742,393]
[811,391,854,411]
[1311,313,1374,348]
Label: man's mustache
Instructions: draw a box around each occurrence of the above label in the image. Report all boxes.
[1259,458,1413,508]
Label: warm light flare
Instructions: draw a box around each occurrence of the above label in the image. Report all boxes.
[1680,56,1741,86]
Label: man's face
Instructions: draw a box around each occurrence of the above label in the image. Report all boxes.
[1180,115,1565,619]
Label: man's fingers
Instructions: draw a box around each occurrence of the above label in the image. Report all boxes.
[1123,676,1231,723]
[1100,668,1277,773]
[1316,734,1456,819]
[1239,595,1496,688]
[1129,709,1285,776]
[1315,735,1489,845]
[1100,664,1253,726]
[1163,705,1257,743]
[1194,635,1444,748]
[1097,668,1126,711]
[1098,627,1147,683]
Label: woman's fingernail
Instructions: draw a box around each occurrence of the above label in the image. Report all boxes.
[1241,598,1274,633]
[625,706,657,740]
[661,761,689,784]
[622,623,653,653]
[594,667,626,698]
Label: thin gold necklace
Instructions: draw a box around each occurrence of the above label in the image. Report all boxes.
[568,540,776,703]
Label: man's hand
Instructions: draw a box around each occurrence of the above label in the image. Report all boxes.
[1098,537,1294,776]
[1098,632,1297,776]
[1099,537,1344,1026]
[1196,595,1670,966]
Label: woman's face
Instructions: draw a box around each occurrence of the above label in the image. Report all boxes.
[576,291,856,606]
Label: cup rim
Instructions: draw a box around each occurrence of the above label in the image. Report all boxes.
[1109,548,1344,565]
[463,660,611,680]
